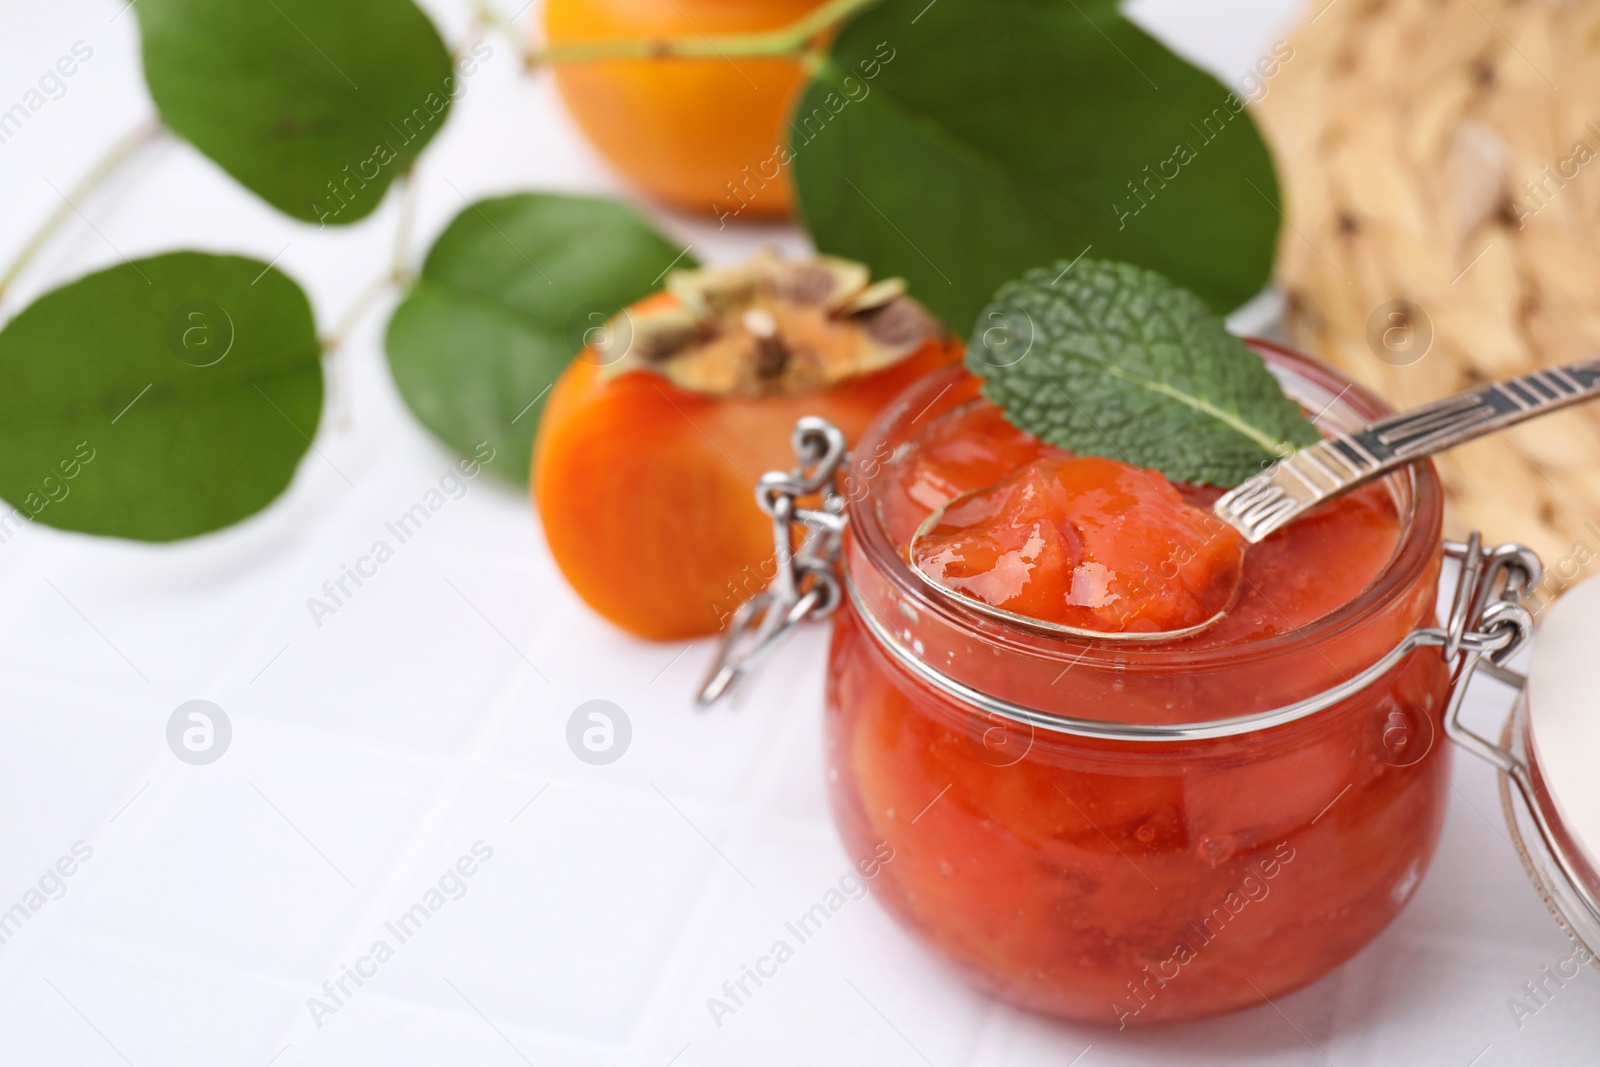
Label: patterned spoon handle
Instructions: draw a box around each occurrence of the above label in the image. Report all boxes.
[1215,361,1600,543]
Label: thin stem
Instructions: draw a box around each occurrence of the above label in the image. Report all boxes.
[504,0,881,67]
[323,170,416,355]
[468,0,521,54]
[452,10,491,65]
[321,170,417,433]
[0,119,163,306]
[322,268,396,433]
[390,169,419,286]
[322,273,401,354]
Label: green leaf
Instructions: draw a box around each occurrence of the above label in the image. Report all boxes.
[386,193,694,485]
[792,0,1280,331]
[968,259,1319,486]
[137,0,457,225]
[0,252,323,541]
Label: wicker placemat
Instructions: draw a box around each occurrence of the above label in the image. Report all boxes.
[1257,0,1600,601]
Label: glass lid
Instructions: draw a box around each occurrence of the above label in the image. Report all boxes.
[1526,577,1600,894]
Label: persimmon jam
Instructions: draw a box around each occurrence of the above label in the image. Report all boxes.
[896,401,1390,644]
[910,452,1247,635]
[826,351,1450,1025]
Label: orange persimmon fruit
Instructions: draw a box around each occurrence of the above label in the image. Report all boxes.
[542,0,829,220]
[534,253,960,640]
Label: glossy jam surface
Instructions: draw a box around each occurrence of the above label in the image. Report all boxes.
[888,397,1401,646]
[911,452,1246,634]
[827,367,1451,1025]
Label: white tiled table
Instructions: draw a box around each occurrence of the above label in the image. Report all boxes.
[1,2,1595,1064]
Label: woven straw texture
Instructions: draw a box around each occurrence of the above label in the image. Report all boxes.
[1257,0,1600,597]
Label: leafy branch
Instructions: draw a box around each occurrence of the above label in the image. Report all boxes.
[0,0,1281,542]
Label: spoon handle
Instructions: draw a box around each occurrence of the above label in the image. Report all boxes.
[1216,360,1600,543]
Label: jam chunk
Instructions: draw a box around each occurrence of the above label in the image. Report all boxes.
[911,455,1245,634]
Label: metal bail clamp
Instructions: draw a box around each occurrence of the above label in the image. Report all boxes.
[1439,532,1541,767]
[696,417,851,707]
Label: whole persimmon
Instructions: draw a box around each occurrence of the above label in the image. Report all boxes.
[542,0,828,220]
[534,253,960,640]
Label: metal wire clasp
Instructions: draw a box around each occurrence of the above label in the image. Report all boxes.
[697,418,850,707]
[1440,532,1541,770]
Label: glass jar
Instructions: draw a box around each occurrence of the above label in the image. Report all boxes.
[824,343,1452,1026]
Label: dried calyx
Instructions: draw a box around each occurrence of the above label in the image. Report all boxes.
[598,251,943,397]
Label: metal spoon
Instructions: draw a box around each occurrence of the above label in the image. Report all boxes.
[1215,359,1600,541]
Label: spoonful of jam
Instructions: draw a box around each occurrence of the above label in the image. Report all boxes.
[908,453,1244,640]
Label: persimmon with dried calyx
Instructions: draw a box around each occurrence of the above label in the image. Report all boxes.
[534,252,960,640]
[541,0,829,221]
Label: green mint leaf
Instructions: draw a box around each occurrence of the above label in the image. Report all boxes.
[967,259,1319,486]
